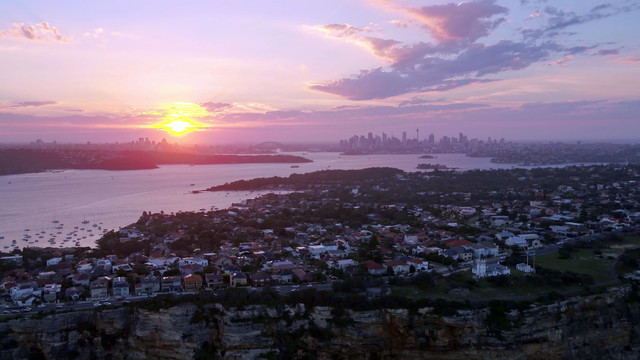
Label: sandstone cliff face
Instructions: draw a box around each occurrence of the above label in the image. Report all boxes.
[1,286,640,360]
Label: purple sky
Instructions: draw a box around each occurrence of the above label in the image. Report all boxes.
[1,0,639,144]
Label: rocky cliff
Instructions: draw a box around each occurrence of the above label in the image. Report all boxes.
[2,286,640,359]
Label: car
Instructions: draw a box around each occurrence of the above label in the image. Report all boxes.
[103,301,111,306]
[93,302,101,307]
[37,304,46,308]
[2,310,8,314]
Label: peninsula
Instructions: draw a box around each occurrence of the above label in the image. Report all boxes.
[0,148,312,176]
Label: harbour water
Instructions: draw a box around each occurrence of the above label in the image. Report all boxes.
[0,152,566,250]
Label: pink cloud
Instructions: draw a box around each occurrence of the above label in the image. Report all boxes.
[611,56,640,64]
[0,22,67,42]
[549,55,573,66]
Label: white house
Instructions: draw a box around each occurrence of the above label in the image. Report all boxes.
[472,259,511,278]
[520,234,542,248]
[505,236,528,247]
[178,257,209,267]
[406,258,429,272]
[10,282,36,302]
[46,257,63,267]
[516,263,536,273]
[385,260,410,274]
[96,259,112,272]
[328,258,357,270]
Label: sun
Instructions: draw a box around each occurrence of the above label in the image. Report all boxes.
[148,103,213,136]
[154,118,205,135]
[164,119,194,134]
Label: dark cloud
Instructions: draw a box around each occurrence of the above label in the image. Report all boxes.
[199,102,232,112]
[311,40,557,100]
[595,48,619,56]
[565,45,595,55]
[522,3,639,40]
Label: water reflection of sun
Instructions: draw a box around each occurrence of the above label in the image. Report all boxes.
[149,103,210,136]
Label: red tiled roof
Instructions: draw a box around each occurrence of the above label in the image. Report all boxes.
[363,260,384,270]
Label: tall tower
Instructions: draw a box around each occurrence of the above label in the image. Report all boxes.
[402,131,407,143]
[416,128,419,142]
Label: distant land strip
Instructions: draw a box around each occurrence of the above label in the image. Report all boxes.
[206,167,403,191]
[0,149,312,176]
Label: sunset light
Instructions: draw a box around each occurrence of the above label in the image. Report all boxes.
[152,118,207,136]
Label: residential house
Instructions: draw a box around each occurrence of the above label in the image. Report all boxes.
[42,283,61,303]
[327,258,357,270]
[384,260,410,274]
[445,246,473,261]
[230,272,248,287]
[76,261,93,274]
[250,272,272,287]
[272,269,294,284]
[505,236,528,247]
[72,273,90,287]
[205,273,224,289]
[10,282,37,302]
[65,286,82,302]
[136,275,160,295]
[520,234,542,248]
[46,257,63,267]
[183,274,203,292]
[179,257,209,267]
[472,259,511,278]
[111,277,129,298]
[363,260,386,275]
[90,277,110,300]
[96,259,112,272]
[161,276,183,293]
[291,268,312,283]
[112,263,134,274]
[179,263,203,277]
[209,255,234,267]
[406,258,429,272]
[516,263,536,273]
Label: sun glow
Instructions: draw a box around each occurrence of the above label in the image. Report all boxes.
[149,103,211,136]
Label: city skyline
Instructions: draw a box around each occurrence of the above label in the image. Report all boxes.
[1,1,639,144]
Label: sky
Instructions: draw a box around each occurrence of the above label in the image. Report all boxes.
[0,0,639,144]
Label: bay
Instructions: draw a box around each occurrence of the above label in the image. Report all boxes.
[0,152,562,250]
